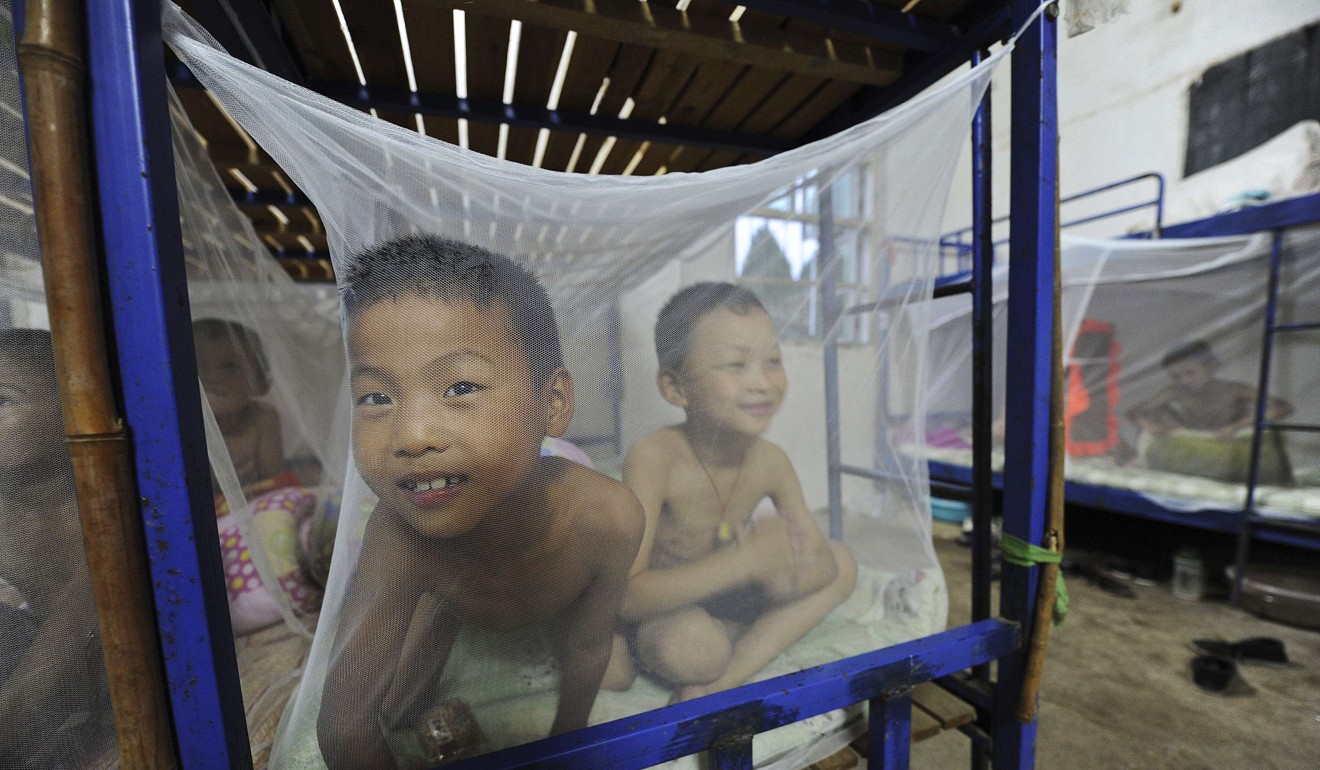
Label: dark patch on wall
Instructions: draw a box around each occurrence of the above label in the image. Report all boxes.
[1186,24,1319,176]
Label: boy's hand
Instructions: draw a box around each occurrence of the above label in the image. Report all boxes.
[738,517,797,597]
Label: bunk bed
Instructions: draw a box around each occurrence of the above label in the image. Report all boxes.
[15,0,1060,768]
[927,180,1320,589]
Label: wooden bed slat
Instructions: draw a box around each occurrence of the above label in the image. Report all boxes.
[911,682,977,730]
[430,0,902,87]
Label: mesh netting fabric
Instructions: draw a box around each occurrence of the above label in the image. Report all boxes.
[0,4,118,766]
[926,230,1320,511]
[163,2,1008,766]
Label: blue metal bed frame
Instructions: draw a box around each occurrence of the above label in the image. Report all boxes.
[75,0,1059,766]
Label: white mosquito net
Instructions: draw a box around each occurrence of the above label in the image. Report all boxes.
[164,1,1011,765]
[925,229,1320,518]
[0,3,117,766]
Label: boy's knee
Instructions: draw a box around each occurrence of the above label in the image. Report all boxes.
[828,541,858,597]
[637,610,731,685]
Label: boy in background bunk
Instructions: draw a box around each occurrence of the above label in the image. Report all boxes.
[1128,340,1292,440]
[1127,339,1294,483]
[0,328,115,768]
[611,282,856,702]
[318,235,643,768]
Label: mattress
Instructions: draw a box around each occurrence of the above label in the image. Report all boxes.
[916,444,1320,522]
[260,564,946,770]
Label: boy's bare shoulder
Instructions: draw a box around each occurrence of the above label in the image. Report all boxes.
[546,457,645,546]
[626,426,685,467]
[748,437,795,472]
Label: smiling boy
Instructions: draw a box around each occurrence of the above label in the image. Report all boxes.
[317,236,643,768]
[612,283,856,702]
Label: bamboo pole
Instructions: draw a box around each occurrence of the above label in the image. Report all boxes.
[18,0,177,765]
[1015,159,1066,724]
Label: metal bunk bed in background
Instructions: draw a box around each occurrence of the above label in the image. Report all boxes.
[929,168,1320,605]
[20,0,1060,767]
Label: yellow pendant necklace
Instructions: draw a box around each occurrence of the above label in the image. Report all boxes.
[686,433,745,546]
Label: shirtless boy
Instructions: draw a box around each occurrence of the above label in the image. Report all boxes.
[1127,340,1292,440]
[193,318,286,489]
[613,282,856,702]
[0,329,114,766]
[317,235,643,768]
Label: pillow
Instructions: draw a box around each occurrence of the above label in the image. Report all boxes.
[218,487,323,635]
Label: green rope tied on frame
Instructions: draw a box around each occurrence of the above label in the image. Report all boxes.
[1001,533,1069,626]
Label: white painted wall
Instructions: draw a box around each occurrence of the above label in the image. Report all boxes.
[943,0,1320,239]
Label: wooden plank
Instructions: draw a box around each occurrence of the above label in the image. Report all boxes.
[691,70,824,172]
[507,24,568,164]
[667,66,785,173]
[425,0,902,87]
[576,42,652,172]
[273,0,359,82]
[464,14,511,156]
[404,0,458,94]
[629,140,681,176]
[600,47,698,174]
[806,746,860,770]
[911,682,976,730]
[340,0,409,86]
[541,34,619,170]
[419,115,462,146]
[629,53,746,175]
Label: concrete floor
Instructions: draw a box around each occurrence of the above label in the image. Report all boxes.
[911,523,1320,769]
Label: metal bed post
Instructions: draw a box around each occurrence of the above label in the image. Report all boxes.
[968,44,996,770]
[1233,230,1285,603]
[85,0,251,765]
[994,1,1058,766]
[610,302,625,457]
[821,183,845,540]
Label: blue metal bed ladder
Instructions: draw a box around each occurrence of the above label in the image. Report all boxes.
[82,0,1060,767]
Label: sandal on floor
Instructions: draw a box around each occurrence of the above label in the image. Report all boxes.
[1191,637,1289,665]
[1190,655,1254,696]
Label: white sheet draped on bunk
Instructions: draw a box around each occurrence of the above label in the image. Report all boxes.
[162,0,1009,765]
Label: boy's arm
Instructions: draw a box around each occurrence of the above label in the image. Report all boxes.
[1127,388,1178,433]
[552,490,644,734]
[619,439,770,622]
[318,514,428,770]
[764,443,838,599]
[0,564,103,749]
[1217,384,1294,438]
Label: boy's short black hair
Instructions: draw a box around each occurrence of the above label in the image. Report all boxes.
[192,318,271,395]
[0,327,57,379]
[342,235,564,388]
[1162,339,1216,369]
[655,282,769,372]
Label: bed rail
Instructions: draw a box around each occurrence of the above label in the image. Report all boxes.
[939,171,1165,275]
[446,620,1020,770]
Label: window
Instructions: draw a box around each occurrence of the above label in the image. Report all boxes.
[734,170,870,344]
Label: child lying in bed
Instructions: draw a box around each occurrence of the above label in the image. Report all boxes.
[318,236,643,768]
[610,283,856,702]
[1127,340,1293,440]
[1127,340,1294,483]
[0,329,115,767]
